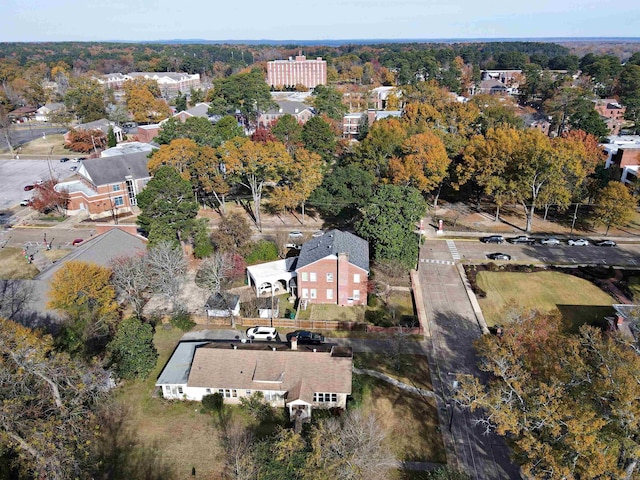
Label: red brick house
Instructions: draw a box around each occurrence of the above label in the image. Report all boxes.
[56,151,152,219]
[296,230,369,306]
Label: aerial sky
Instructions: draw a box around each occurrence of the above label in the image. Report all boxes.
[1,0,638,42]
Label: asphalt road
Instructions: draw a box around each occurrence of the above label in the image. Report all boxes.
[0,158,79,210]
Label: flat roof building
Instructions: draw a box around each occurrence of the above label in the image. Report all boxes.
[267,56,327,90]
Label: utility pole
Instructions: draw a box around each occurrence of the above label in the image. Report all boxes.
[570,203,579,234]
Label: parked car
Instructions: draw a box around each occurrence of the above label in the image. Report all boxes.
[286,330,325,345]
[72,238,84,246]
[567,238,589,246]
[289,231,304,238]
[70,165,78,171]
[19,199,31,206]
[486,253,512,261]
[508,236,536,245]
[59,157,70,162]
[312,231,325,238]
[246,326,277,341]
[481,235,504,244]
[540,238,561,246]
[71,158,79,162]
[23,184,35,191]
[596,240,617,247]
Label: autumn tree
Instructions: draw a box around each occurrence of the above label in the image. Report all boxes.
[389,130,450,196]
[155,115,242,147]
[592,181,637,235]
[354,117,407,180]
[123,78,170,124]
[47,260,119,356]
[147,137,199,180]
[0,318,108,479]
[136,166,199,245]
[455,311,640,480]
[107,316,157,380]
[210,213,254,255]
[30,179,69,216]
[217,137,293,230]
[65,128,107,153]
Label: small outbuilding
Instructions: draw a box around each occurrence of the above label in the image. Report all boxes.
[205,292,240,318]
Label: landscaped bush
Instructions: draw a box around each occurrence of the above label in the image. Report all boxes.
[365,309,392,327]
[170,309,195,331]
[367,293,378,307]
[239,392,273,421]
[245,240,279,265]
[201,393,224,413]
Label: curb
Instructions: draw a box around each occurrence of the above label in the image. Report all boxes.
[455,263,490,335]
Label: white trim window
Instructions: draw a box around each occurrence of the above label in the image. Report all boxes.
[326,289,333,300]
[113,196,124,207]
[302,288,309,299]
[218,388,238,398]
[301,272,309,282]
[313,392,337,402]
[353,273,360,283]
[309,272,317,282]
[353,290,360,301]
[310,289,317,299]
[326,273,333,282]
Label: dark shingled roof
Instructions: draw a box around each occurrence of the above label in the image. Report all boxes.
[296,229,369,272]
[82,151,151,186]
[205,292,240,310]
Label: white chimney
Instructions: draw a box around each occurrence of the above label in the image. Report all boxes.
[279,108,283,113]
[294,108,299,113]
[291,336,298,350]
[233,345,237,349]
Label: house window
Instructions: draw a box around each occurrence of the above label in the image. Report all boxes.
[301,272,308,282]
[218,388,237,398]
[326,273,333,282]
[353,290,360,301]
[302,288,309,299]
[245,390,252,396]
[205,388,211,394]
[309,272,317,282]
[177,386,183,394]
[326,289,333,300]
[313,392,337,403]
[112,184,121,192]
[310,289,317,299]
[353,273,360,283]
[113,196,124,207]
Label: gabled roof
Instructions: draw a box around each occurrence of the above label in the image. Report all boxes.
[205,292,240,310]
[297,229,369,272]
[80,151,151,186]
[156,341,210,385]
[186,343,352,394]
[74,118,122,133]
[176,102,211,118]
[36,228,147,281]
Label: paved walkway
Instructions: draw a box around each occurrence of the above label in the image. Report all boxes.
[418,239,521,479]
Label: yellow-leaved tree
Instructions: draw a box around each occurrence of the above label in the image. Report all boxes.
[47,260,119,356]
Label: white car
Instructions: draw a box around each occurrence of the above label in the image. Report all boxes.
[246,326,277,341]
[312,230,325,237]
[568,238,589,246]
[540,238,561,246]
[289,231,304,238]
[19,199,31,206]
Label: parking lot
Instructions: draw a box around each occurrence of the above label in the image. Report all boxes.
[0,158,78,210]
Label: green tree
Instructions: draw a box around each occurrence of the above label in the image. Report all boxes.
[569,98,609,138]
[301,115,337,162]
[64,78,106,123]
[136,166,199,245]
[107,126,117,148]
[107,317,157,380]
[311,84,347,121]
[174,91,187,112]
[356,184,427,270]
[309,163,375,218]
[208,69,275,124]
[592,181,637,235]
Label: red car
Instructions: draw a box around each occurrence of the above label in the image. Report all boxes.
[23,184,35,191]
[72,238,84,246]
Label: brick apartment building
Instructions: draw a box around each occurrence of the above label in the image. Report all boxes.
[594,99,626,135]
[267,56,327,89]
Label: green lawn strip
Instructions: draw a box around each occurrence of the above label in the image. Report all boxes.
[352,374,446,464]
[477,271,616,330]
[628,276,640,301]
[354,352,433,391]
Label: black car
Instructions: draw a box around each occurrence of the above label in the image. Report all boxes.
[596,240,617,247]
[508,236,536,245]
[481,235,504,244]
[487,253,512,261]
[286,330,325,345]
[59,157,70,163]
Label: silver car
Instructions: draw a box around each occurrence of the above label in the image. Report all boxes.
[540,238,561,246]
[567,238,589,246]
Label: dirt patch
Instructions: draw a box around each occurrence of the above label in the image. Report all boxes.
[0,247,40,279]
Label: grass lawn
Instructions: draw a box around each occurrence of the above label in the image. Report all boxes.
[17,134,69,155]
[353,374,446,464]
[43,248,69,262]
[354,352,433,392]
[113,327,226,479]
[0,247,40,279]
[477,271,616,330]
[308,303,367,321]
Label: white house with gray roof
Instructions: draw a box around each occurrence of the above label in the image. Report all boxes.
[257,100,314,128]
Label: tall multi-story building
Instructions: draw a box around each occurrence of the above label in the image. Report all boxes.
[267,56,327,89]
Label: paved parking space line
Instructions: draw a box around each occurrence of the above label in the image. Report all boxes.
[601,259,607,264]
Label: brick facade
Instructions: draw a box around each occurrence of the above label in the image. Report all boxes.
[267,56,327,89]
[297,255,367,306]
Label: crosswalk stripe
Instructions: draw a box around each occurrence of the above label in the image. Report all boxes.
[446,240,461,260]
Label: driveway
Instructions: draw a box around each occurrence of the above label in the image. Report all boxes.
[418,239,521,479]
